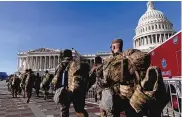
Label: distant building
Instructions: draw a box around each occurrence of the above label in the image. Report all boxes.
[17,48,110,75]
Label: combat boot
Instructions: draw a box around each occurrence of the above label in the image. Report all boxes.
[76,112,88,117]
[26,98,30,103]
[100,109,107,117]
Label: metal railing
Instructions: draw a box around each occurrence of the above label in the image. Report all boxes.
[162,79,181,117]
[85,79,182,117]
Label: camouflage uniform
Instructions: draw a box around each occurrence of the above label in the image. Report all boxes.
[11,74,21,98]
[41,71,52,100]
[90,56,107,116]
[90,39,143,117]
[34,73,41,97]
[25,69,36,103]
[20,69,29,98]
[6,75,13,91]
[52,49,90,117]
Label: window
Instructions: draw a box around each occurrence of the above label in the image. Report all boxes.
[173,36,178,44]
[150,37,152,43]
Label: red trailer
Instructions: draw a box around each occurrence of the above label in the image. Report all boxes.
[148,30,181,112]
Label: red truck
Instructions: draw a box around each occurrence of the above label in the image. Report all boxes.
[148,30,181,112]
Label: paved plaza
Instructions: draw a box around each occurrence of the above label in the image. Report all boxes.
[0,81,126,117]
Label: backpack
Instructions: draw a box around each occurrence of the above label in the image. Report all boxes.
[123,49,151,72]
[129,66,170,114]
[67,59,90,92]
[53,59,90,104]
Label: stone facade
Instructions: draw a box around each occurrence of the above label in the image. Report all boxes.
[17,48,111,75]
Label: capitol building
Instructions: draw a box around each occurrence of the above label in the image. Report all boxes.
[17,1,176,75]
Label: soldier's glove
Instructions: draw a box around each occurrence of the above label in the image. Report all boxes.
[120,85,134,99]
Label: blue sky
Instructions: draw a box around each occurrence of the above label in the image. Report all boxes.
[0,1,181,74]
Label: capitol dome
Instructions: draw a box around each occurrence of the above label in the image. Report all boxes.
[133,1,175,52]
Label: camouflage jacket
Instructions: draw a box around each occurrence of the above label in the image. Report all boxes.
[20,72,28,85]
[89,54,114,89]
[89,53,134,94]
[52,58,90,92]
[25,72,36,88]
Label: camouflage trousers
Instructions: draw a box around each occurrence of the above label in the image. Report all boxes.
[60,90,88,117]
[34,86,40,97]
[43,86,50,100]
[101,94,143,117]
[25,87,33,99]
[21,85,26,98]
[11,84,19,98]
[7,82,11,91]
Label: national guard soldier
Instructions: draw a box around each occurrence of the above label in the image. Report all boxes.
[6,75,13,91]
[41,70,52,100]
[11,74,21,98]
[90,56,107,116]
[20,69,29,98]
[25,69,36,103]
[52,49,90,117]
[34,73,41,97]
[90,38,143,117]
[94,56,104,101]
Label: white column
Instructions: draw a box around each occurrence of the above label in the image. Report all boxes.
[30,57,33,69]
[138,38,140,46]
[27,57,29,69]
[155,34,158,43]
[151,35,153,44]
[31,57,33,69]
[36,56,38,70]
[49,56,51,68]
[136,39,138,47]
[53,56,56,68]
[40,56,42,70]
[168,33,170,39]
[26,57,28,69]
[159,34,162,43]
[58,56,60,64]
[17,57,20,71]
[33,57,35,69]
[45,56,47,69]
[42,56,44,70]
